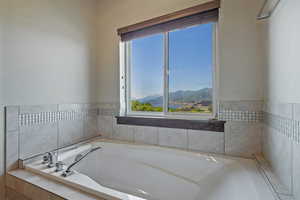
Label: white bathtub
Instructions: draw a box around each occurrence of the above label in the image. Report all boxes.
[25,139,276,200]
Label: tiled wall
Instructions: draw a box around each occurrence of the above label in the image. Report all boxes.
[262,102,300,200]
[5,104,100,171]
[219,101,263,158]
[5,101,265,174]
[98,101,263,158]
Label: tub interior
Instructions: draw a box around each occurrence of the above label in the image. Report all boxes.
[25,140,276,200]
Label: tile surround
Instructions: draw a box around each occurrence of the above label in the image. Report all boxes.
[225,122,262,158]
[218,101,264,158]
[5,101,267,171]
[19,122,58,159]
[187,130,224,154]
[84,116,99,139]
[293,142,300,200]
[262,126,293,194]
[264,113,300,143]
[5,131,19,171]
[95,101,264,158]
[5,103,101,171]
[7,101,296,199]
[5,106,19,132]
[133,126,159,145]
[158,128,188,149]
[97,116,113,138]
[6,170,104,200]
[112,119,134,142]
[218,101,263,122]
[58,119,84,148]
[4,100,267,176]
[262,102,300,199]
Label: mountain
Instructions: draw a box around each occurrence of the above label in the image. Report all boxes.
[138,88,212,106]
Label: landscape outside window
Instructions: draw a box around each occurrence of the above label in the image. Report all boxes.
[130,23,214,114]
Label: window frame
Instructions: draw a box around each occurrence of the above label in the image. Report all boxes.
[122,23,218,120]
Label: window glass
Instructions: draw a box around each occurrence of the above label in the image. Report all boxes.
[127,23,214,115]
[168,24,214,113]
[130,34,164,112]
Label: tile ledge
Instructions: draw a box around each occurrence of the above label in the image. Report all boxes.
[6,170,104,200]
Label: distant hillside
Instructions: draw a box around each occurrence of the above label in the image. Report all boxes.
[138,88,212,105]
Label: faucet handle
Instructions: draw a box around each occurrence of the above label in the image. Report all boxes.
[45,151,57,168]
[42,154,50,164]
[42,152,53,164]
[55,161,65,172]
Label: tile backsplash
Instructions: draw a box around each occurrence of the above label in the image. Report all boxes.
[262,102,300,199]
[97,100,263,158]
[5,104,100,171]
[5,100,266,173]
[218,100,263,122]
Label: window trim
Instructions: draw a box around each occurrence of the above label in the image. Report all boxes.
[121,23,218,120]
[117,1,220,40]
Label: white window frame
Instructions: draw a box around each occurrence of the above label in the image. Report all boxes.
[120,23,218,120]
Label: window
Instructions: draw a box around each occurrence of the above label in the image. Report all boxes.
[168,24,214,114]
[118,2,219,119]
[124,23,216,118]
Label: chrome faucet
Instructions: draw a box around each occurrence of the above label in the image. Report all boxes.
[55,161,65,172]
[62,147,101,177]
[42,151,56,168]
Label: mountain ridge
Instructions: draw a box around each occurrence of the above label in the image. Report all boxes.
[138,88,212,105]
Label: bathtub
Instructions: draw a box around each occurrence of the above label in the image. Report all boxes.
[24,139,276,200]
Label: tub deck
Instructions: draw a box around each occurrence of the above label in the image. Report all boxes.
[25,139,276,200]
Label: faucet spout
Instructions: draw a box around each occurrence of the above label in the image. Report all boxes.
[62,146,101,177]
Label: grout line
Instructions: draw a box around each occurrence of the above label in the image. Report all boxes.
[186,129,189,150]
[254,156,283,200]
[290,139,294,196]
[56,104,59,157]
[291,104,294,198]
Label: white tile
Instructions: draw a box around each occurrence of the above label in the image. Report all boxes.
[19,123,58,159]
[263,126,293,194]
[5,106,19,132]
[225,122,262,158]
[97,116,113,138]
[58,120,84,148]
[188,130,224,154]
[158,128,187,149]
[6,131,19,171]
[293,103,300,121]
[112,119,134,142]
[133,126,158,145]
[293,142,300,200]
[84,116,98,139]
[264,102,293,119]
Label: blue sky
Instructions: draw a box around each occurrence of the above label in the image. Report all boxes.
[131,23,213,99]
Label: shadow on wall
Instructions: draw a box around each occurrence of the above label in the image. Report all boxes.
[0,107,5,199]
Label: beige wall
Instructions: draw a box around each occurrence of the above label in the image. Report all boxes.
[3,0,99,105]
[263,0,300,103]
[96,0,264,103]
[0,0,99,197]
[218,0,263,101]
[0,0,6,198]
